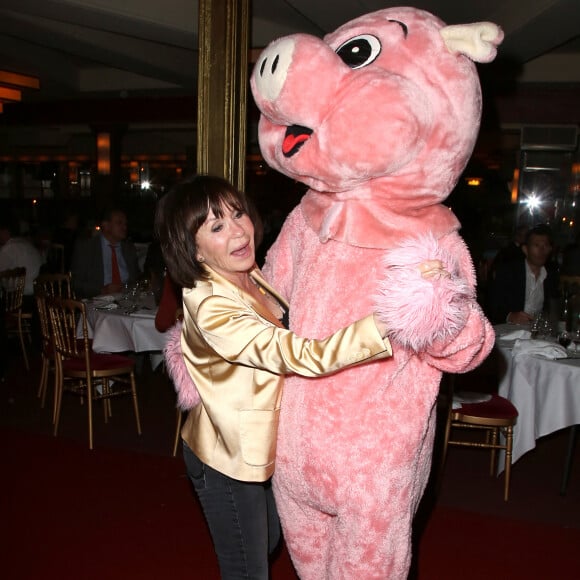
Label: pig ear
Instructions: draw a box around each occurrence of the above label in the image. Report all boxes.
[440,22,504,63]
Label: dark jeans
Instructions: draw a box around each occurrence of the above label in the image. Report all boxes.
[183,443,281,579]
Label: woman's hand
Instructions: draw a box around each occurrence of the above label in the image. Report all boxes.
[418,259,450,279]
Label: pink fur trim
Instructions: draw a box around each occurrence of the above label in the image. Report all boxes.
[375,233,474,351]
[163,321,200,410]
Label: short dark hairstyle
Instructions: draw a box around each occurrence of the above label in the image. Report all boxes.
[524,223,553,246]
[154,174,250,288]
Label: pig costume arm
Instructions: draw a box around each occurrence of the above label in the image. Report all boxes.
[263,212,494,376]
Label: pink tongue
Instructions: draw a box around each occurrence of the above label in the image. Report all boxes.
[282,133,309,154]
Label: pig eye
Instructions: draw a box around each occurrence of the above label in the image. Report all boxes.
[336,35,381,69]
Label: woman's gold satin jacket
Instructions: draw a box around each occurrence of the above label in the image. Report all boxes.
[180,266,391,482]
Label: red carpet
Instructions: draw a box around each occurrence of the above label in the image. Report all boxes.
[416,507,579,580]
[1,428,296,580]
[2,427,578,579]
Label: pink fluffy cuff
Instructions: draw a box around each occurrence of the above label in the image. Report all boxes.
[163,321,201,410]
[374,233,474,352]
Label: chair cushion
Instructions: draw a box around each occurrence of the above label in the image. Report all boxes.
[457,393,518,420]
[63,352,135,372]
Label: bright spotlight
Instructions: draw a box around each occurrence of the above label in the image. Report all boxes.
[141,180,151,190]
[522,193,542,213]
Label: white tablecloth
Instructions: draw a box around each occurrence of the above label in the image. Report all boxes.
[494,324,580,471]
[83,303,168,354]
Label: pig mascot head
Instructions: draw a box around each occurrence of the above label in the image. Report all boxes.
[249,7,501,578]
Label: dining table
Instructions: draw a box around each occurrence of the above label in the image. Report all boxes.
[81,295,168,368]
[494,323,580,491]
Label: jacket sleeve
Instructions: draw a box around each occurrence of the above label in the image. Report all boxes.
[193,295,391,377]
[486,261,523,324]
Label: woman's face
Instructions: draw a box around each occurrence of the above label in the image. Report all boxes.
[195,202,255,282]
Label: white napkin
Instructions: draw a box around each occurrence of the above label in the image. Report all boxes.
[498,328,531,340]
[94,302,118,310]
[511,338,568,359]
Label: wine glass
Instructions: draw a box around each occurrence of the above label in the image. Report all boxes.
[530,312,543,339]
[540,317,553,339]
[558,330,572,349]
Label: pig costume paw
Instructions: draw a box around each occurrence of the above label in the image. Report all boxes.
[163,321,200,410]
[375,233,474,351]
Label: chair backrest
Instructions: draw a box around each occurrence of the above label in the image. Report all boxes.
[35,272,74,299]
[34,287,51,351]
[46,297,91,368]
[0,267,26,314]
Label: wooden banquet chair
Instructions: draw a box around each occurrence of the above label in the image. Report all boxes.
[34,273,74,414]
[440,374,518,501]
[47,296,141,450]
[35,271,74,300]
[0,267,32,370]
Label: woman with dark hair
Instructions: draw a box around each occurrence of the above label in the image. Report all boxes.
[153,191,263,333]
[155,174,445,579]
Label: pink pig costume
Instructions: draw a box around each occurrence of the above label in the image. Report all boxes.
[249,7,503,579]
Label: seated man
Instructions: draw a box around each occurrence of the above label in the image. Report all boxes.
[71,207,140,299]
[487,223,559,325]
[0,219,43,306]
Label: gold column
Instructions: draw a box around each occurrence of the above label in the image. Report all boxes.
[197,0,249,191]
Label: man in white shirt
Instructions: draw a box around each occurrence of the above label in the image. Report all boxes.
[0,221,43,298]
[487,224,559,325]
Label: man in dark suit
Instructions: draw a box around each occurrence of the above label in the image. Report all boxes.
[71,207,141,298]
[487,224,559,324]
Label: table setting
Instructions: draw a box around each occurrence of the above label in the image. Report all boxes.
[495,317,580,360]
[90,280,157,314]
[80,282,167,357]
[493,320,580,475]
